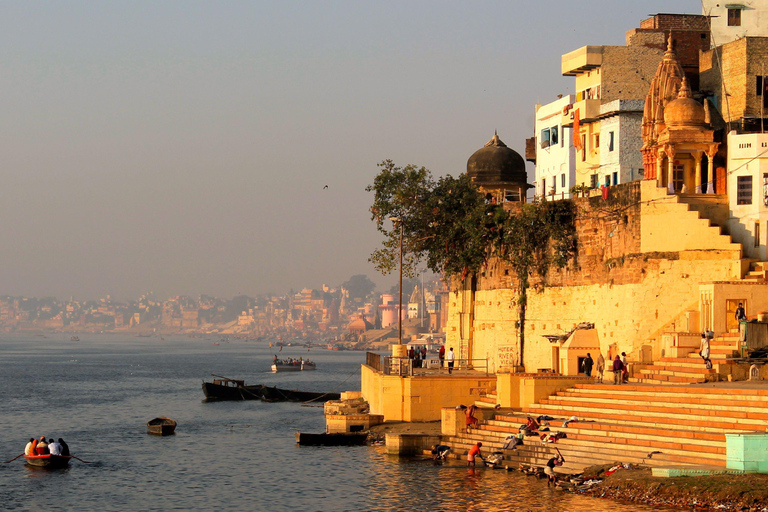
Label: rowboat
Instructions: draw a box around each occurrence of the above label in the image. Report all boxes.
[271,361,302,372]
[147,417,177,436]
[24,454,72,468]
[295,432,368,446]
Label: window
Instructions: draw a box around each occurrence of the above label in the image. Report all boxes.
[590,174,598,189]
[561,173,566,188]
[608,131,615,152]
[612,172,618,185]
[756,222,761,248]
[604,175,610,187]
[738,176,753,205]
[581,135,586,161]
[728,8,741,26]
[552,176,557,195]
[763,174,768,205]
[594,134,600,150]
[541,179,546,197]
[550,126,558,145]
[504,189,521,202]
[541,128,550,148]
[560,126,565,147]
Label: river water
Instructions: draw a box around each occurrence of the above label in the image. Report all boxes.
[0,334,671,512]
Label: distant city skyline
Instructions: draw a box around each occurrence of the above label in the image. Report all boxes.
[0,0,702,300]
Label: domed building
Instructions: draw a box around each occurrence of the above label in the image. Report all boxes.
[641,36,719,194]
[467,132,532,203]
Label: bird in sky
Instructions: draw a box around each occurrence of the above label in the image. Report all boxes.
[323,185,328,189]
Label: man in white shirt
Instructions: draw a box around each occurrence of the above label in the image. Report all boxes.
[48,439,62,456]
[446,347,455,374]
[24,438,35,456]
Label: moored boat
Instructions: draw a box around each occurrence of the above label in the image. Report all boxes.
[201,376,340,402]
[295,432,368,446]
[24,454,72,468]
[147,417,177,436]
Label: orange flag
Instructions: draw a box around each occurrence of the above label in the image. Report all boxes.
[573,108,582,150]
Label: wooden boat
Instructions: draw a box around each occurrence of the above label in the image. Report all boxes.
[301,361,316,371]
[201,377,339,402]
[25,454,72,468]
[271,360,302,372]
[147,417,177,436]
[70,336,80,341]
[295,432,368,446]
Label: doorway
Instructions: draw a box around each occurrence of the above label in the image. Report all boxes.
[726,299,746,332]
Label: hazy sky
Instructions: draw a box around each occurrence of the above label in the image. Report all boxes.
[0,0,703,300]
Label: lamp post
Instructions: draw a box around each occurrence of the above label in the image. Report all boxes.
[390,217,404,345]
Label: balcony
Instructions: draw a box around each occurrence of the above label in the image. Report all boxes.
[561,45,603,76]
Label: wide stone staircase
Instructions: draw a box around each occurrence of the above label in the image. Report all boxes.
[443,382,768,475]
[630,333,741,385]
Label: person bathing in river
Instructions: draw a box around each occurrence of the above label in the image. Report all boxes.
[545,449,565,487]
[431,444,451,461]
[467,442,483,467]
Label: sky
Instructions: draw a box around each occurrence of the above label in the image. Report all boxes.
[0,0,704,301]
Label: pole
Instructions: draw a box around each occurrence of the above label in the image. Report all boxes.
[420,270,425,329]
[398,221,403,345]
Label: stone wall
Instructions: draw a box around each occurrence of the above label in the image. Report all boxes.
[446,181,743,372]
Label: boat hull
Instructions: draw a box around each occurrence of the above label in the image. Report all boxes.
[271,364,302,372]
[202,381,265,401]
[295,432,368,446]
[25,454,72,468]
[202,381,339,402]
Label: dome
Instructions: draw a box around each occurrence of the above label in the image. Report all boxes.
[664,77,706,128]
[466,133,527,185]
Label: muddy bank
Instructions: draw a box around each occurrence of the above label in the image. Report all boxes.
[580,465,768,511]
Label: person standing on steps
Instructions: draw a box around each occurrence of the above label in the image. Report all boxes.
[581,353,594,377]
[446,347,455,374]
[700,332,713,370]
[736,302,747,343]
[612,355,624,385]
[621,352,629,383]
[596,353,605,383]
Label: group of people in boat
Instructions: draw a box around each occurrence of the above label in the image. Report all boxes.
[272,356,312,366]
[25,436,70,457]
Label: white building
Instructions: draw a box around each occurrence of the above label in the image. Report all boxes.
[703,0,768,47]
[598,99,646,187]
[534,95,576,199]
[726,131,768,260]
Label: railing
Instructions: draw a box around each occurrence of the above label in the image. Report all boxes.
[381,356,489,377]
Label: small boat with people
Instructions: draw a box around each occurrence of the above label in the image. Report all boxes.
[147,417,177,436]
[271,357,316,372]
[70,336,80,341]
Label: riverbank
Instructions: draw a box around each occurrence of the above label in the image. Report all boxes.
[580,465,768,511]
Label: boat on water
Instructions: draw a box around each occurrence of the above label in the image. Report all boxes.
[295,432,368,446]
[24,454,72,468]
[147,417,177,436]
[271,358,302,372]
[301,361,316,371]
[70,336,80,341]
[202,376,340,402]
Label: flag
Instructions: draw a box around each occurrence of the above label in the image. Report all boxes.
[573,109,581,150]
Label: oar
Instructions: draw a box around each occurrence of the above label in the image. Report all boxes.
[3,453,24,463]
[71,456,93,464]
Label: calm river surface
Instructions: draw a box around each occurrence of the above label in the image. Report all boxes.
[0,334,672,512]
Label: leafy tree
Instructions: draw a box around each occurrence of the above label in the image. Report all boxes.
[342,274,376,301]
[367,160,488,279]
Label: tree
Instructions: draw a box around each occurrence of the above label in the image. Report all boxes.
[342,275,376,301]
[367,160,489,279]
[492,199,578,367]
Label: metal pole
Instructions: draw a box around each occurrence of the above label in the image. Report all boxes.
[398,221,403,345]
[420,270,424,328]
